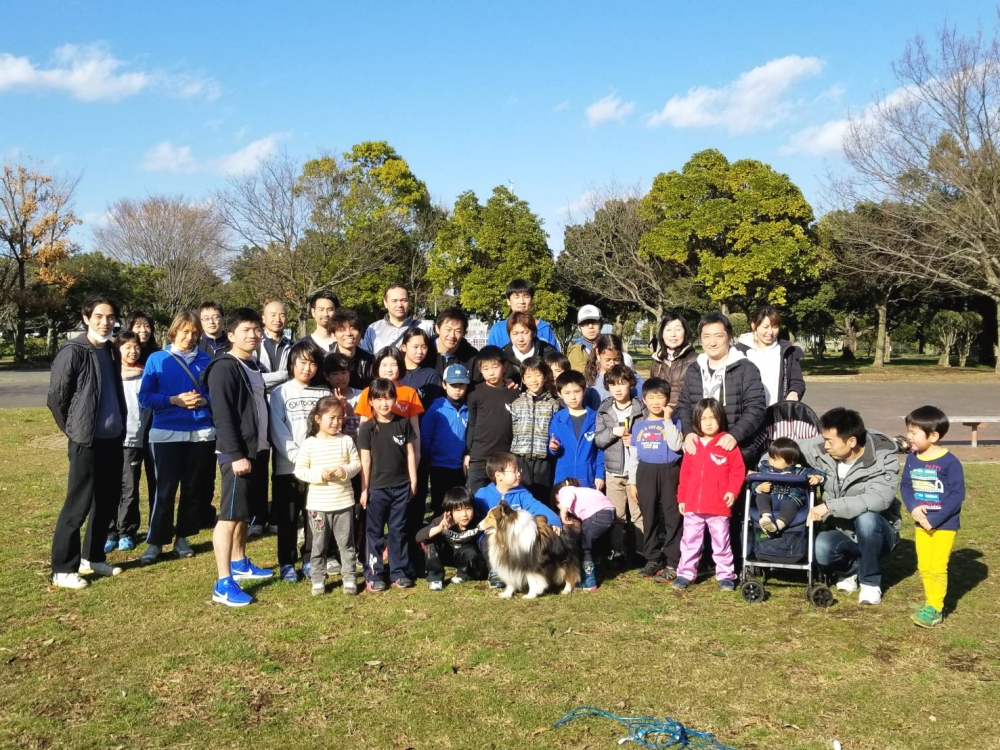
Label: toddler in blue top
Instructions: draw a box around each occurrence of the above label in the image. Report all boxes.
[752,437,825,535]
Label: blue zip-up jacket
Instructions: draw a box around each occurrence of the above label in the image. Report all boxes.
[138,348,213,432]
[487,317,561,351]
[548,407,605,487]
[421,396,468,470]
[474,483,562,527]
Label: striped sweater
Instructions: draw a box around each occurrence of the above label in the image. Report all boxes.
[294,434,361,512]
[510,390,561,460]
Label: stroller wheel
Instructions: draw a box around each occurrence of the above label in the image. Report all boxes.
[808,584,834,608]
[741,579,765,604]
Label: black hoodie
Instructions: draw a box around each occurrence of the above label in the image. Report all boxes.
[204,354,261,462]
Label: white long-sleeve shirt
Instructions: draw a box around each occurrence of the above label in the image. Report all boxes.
[268,380,331,475]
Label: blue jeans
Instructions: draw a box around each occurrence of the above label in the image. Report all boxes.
[814,512,899,587]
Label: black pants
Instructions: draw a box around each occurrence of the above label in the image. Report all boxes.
[581,508,616,563]
[197,439,218,529]
[249,448,270,527]
[424,539,487,582]
[365,484,410,583]
[109,446,143,539]
[466,459,491,496]
[52,437,124,574]
[272,473,311,566]
[516,455,554,507]
[428,466,467,518]
[147,441,216,546]
[636,461,682,567]
[406,459,433,574]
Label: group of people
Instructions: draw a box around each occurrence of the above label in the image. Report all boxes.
[47,281,966,628]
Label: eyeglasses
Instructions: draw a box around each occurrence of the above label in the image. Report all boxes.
[201,315,222,323]
[503,467,522,475]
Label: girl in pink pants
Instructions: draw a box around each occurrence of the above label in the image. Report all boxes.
[673,398,746,591]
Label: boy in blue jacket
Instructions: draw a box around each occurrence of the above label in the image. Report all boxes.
[422,364,471,518]
[549,370,605,491]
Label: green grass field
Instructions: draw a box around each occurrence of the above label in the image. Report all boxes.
[1,408,997,750]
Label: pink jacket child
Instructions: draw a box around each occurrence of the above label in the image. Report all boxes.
[675,432,746,588]
[555,484,617,588]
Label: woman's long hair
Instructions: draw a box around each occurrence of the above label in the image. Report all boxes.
[124,310,160,365]
[584,334,624,386]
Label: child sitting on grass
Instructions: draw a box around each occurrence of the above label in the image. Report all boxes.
[752,437,825,535]
[901,405,966,628]
[416,487,486,590]
[295,396,361,596]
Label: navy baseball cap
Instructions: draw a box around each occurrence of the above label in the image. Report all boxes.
[443,364,470,384]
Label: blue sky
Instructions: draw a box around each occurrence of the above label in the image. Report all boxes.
[1,1,993,252]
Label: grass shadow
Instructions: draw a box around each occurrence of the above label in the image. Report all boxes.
[945,548,988,615]
[881,538,917,593]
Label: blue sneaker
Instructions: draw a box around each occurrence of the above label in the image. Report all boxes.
[672,577,691,590]
[230,557,274,580]
[117,536,136,552]
[579,563,598,591]
[301,561,312,579]
[279,564,298,583]
[212,577,253,607]
[719,578,737,592]
[488,570,504,589]
[104,538,116,554]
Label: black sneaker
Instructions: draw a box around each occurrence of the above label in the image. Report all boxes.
[638,561,664,578]
[488,570,504,589]
[367,580,387,593]
[653,566,677,584]
[393,577,414,589]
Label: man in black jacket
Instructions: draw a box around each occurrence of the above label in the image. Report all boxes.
[204,308,275,607]
[47,295,127,589]
[425,307,480,383]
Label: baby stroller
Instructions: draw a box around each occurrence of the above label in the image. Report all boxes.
[739,401,833,608]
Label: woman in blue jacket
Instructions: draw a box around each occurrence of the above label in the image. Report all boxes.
[138,311,215,564]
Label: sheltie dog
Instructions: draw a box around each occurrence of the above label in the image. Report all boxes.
[479,502,581,598]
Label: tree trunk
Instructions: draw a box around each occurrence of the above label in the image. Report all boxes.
[884,333,892,363]
[873,302,888,368]
[840,313,857,361]
[995,299,1000,375]
[13,259,26,366]
[938,341,952,367]
[46,315,58,359]
[720,301,730,317]
[813,333,826,362]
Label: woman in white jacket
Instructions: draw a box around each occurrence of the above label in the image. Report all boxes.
[268,339,329,582]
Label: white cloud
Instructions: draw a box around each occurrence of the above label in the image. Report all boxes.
[557,190,599,222]
[214,135,281,175]
[586,93,636,126]
[0,43,219,102]
[552,100,570,112]
[140,141,198,173]
[140,134,282,176]
[781,119,849,156]
[646,55,825,133]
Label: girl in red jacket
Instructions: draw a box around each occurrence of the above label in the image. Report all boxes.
[673,398,745,591]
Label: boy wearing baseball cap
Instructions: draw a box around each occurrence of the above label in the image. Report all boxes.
[420,364,472,518]
[568,305,604,372]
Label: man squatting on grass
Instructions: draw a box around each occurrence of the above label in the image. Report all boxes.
[204,308,275,606]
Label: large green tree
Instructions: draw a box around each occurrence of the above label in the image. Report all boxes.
[639,149,822,314]
[427,186,567,323]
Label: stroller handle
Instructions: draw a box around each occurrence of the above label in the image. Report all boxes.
[746,473,810,484]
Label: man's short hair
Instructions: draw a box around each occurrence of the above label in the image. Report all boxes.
[308,290,340,310]
[698,312,734,339]
[487,451,518,481]
[603,364,636,388]
[435,306,468,333]
[506,311,537,335]
[199,301,223,316]
[329,309,361,332]
[506,279,535,298]
[905,405,950,438]
[555,369,587,392]
[82,294,120,320]
[820,407,868,447]
[225,307,263,334]
[641,377,670,399]
[383,284,407,300]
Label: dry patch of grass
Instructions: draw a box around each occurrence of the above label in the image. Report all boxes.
[1,409,998,750]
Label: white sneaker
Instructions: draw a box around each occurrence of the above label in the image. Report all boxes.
[835,575,859,593]
[858,584,882,605]
[429,580,443,591]
[174,537,194,558]
[82,560,122,577]
[53,572,88,589]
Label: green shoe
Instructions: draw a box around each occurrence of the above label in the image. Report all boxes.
[911,605,943,628]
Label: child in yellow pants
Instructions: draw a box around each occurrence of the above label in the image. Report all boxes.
[901,406,966,628]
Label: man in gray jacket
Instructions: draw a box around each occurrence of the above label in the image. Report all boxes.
[800,407,901,605]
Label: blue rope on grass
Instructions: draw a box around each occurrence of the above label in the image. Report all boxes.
[553,706,735,749]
